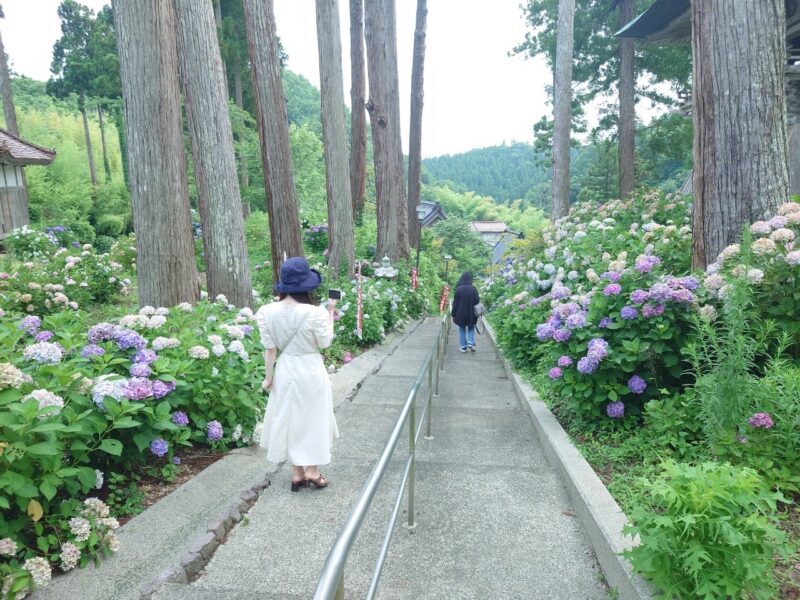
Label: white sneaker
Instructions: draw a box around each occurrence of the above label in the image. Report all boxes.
[460,347,467,353]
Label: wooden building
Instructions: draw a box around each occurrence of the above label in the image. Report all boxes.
[0,128,56,239]
[418,200,447,227]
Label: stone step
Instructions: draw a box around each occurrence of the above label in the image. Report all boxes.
[153,582,305,600]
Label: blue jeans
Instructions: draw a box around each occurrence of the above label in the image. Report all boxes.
[458,325,476,349]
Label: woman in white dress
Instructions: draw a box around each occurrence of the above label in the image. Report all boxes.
[256,257,339,492]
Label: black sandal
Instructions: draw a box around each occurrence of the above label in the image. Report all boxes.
[290,479,307,492]
[305,474,329,489]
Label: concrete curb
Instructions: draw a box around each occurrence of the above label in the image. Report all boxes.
[139,479,270,599]
[485,321,653,600]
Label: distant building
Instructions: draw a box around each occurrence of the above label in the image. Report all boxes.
[0,128,56,239]
[471,221,524,265]
[418,200,447,227]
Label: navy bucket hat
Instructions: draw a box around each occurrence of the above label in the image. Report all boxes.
[275,257,322,294]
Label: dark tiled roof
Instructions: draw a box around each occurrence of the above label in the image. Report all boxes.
[419,201,447,226]
[0,128,56,166]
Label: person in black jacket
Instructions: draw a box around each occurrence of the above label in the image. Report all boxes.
[451,272,480,352]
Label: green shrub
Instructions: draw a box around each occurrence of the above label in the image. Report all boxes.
[4,227,56,260]
[93,235,114,254]
[624,461,787,600]
[95,214,126,238]
[67,220,96,244]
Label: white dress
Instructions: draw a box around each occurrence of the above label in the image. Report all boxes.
[255,301,339,466]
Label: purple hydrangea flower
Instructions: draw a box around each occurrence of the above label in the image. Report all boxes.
[565,312,587,330]
[129,363,152,378]
[680,276,700,291]
[172,410,189,426]
[35,330,54,342]
[242,325,254,336]
[115,329,147,351]
[630,289,650,305]
[748,412,774,429]
[648,283,672,303]
[172,457,181,465]
[19,316,42,335]
[620,306,638,320]
[598,317,613,329]
[88,322,119,344]
[548,367,563,380]
[536,323,554,341]
[149,438,168,457]
[153,380,176,400]
[635,255,661,274]
[587,338,609,361]
[207,420,223,441]
[557,355,573,368]
[81,344,106,359]
[606,401,625,419]
[553,302,581,320]
[670,288,695,304]
[577,356,600,375]
[133,349,158,365]
[602,271,622,283]
[642,303,665,318]
[627,375,647,394]
[551,285,571,300]
[603,283,622,296]
[122,377,153,400]
[553,328,572,343]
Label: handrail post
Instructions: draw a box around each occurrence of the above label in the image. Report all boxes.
[406,395,417,532]
[433,335,441,397]
[425,353,434,440]
[334,572,345,600]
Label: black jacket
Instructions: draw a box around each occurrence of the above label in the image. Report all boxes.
[451,284,480,327]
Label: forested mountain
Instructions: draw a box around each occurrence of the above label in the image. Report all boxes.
[422,143,549,205]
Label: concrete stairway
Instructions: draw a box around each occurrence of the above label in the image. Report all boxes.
[154,319,608,599]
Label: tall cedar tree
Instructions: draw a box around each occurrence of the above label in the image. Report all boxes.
[551,0,576,219]
[407,0,427,249]
[365,0,409,260]
[174,0,253,307]
[617,0,635,199]
[691,0,790,268]
[349,0,367,218]
[316,0,355,276]
[243,0,304,279]
[112,0,199,306]
[0,4,19,136]
[48,1,99,186]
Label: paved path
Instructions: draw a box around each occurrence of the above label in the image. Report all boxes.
[155,319,608,599]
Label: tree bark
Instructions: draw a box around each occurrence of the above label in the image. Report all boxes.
[243,0,304,280]
[112,0,199,307]
[0,28,19,136]
[618,0,635,200]
[365,0,409,260]
[551,0,575,220]
[79,93,98,187]
[316,0,355,276]
[213,0,229,99]
[691,0,790,269]
[97,103,112,182]
[349,0,367,219]
[174,0,253,307]
[112,102,130,191]
[407,0,427,250]
[234,56,249,197]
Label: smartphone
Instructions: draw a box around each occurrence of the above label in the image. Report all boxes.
[328,289,342,300]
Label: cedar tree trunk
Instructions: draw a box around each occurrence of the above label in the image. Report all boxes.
[174,0,253,307]
[316,0,355,276]
[112,0,199,306]
[243,0,304,280]
[365,0,409,260]
[0,27,19,136]
[79,92,98,187]
[618,0,635,199]
[691,0,790,268]
[551,0,575,220]
[97,103,112,182]
[407,0,427,250]
[349,0,367,219]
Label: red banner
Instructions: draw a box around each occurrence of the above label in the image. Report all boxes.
[411,267,418,291]
[438,284,450,313]
[356,262,364,339]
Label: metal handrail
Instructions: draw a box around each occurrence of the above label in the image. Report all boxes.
[313,314,451,600]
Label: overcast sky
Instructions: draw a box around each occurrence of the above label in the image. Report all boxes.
[1,0,550,158]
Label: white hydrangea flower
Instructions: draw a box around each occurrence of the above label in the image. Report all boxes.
[23,557,51,588]
[60,542,81,572]
[69,517,92,542]
[95,470,104,490]
[188,346,210,360]
[139,306,156,316]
